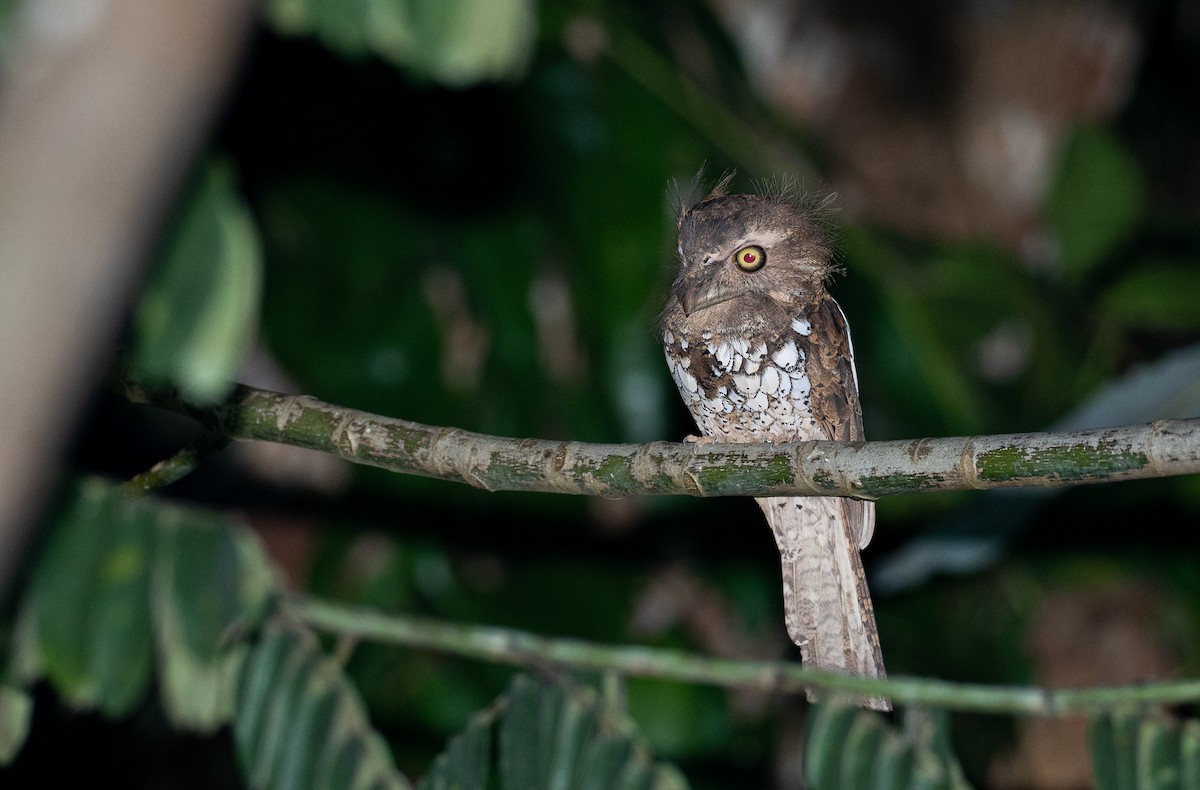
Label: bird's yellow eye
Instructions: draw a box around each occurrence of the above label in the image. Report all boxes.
[733,245,766,272]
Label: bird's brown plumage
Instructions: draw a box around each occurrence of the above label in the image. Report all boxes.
[661,188,888,710]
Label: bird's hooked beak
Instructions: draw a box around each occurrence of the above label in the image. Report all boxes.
[680,280,747,315]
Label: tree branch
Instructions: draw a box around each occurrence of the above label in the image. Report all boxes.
[117,378,1200,498]
[292,594,1200,716]
[121,432,230,498]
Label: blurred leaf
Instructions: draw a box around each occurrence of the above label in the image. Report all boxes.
[805,700,859,789]
[416,674,687,790]
[415,712,490,790]
[85,503,155,717]
[1091,713,1121,790]
[132,160,262,404]
[839,710,886,789]
[1100,262,1200,332]
[26,482,110,705]
[805,701,971,790]
[1181,720,1200,789]
[152,505,275,732]
[234,622,413,790]
[1046,126,1146,280]
[27,480,153,712]
[16,480,416,787]
[0,686,31,765]
[265,0,536,86]
[872,732,915,790]
[1089,711,1196,790]
[17,480,278,731]
[1136,716,1181,789]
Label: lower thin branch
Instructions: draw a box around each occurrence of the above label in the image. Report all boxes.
[290,594,1200,716]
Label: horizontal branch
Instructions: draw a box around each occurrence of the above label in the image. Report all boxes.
[118,378,1200,499]
[117,379,1200,494]
[292,595,1200,716]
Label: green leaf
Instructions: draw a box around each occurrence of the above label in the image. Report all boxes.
[1099,262,1200,332]
[415,714,491,790]
[840,711,886,790]
[132,160,262,404]
[909,749,952,790]
[871,732,915,790]
[1180,720,1200,790]
[264,0,536,86]
[904,707,971,789]
[805,699,861,789]
[0,686,32,765]
[1045,126,1145,280]
[320,731,368,790]
[85,503,155,717]
[499,674,541,788]
[236,627,304,777]
[1136,717,1181,790]
[576,733,634,790]
[1093,711,1143,790]
[30,481,111,704]
[1091,715,1120,790]
[275,666,341,790]
[152,507,260,732]
[250,636,315,788]
[804,702,972,790]
[1112,713,1141,790]
[29,480,154,711]
[420,674,685,790]
[234,622,411,790]
[23,480,272,728]
[16,479,414,788]
[1092,712,1198,790]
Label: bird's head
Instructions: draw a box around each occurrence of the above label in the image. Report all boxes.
[665,191,835,336]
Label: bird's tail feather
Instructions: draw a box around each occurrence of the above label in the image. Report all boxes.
[759,495,889,711]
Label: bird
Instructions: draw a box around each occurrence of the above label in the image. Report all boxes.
[660,180,888,710]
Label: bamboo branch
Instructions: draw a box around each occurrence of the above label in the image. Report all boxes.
[292,595,1200,716]
[118,378,1200,499]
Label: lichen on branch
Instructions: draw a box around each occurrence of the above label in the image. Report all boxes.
[116,377,1200,499]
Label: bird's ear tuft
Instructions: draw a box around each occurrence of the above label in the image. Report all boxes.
[705,169,736,201]
[671,166,736,225]
[754,174,801,202]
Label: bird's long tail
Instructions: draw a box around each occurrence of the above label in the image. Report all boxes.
[758,495,889,711]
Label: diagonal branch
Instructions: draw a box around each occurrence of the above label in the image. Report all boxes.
[121,432,231,498]
[117,377,1200,498]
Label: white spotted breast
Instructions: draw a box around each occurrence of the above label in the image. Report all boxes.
[663,319,816,443]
